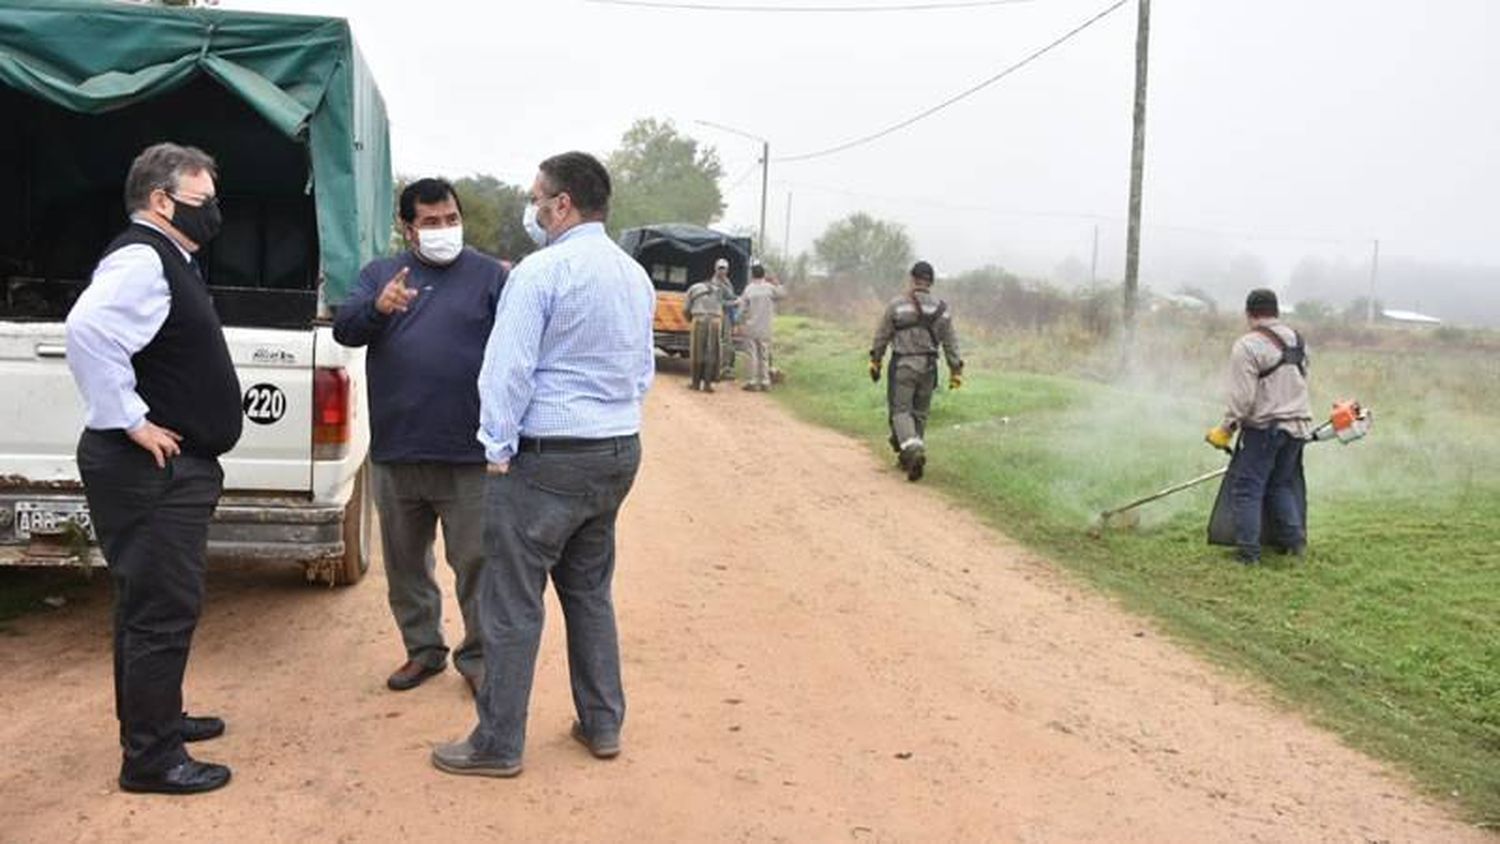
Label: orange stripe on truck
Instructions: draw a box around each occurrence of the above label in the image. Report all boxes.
[655,291,690,334]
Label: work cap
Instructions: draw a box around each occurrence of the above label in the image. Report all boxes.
[910,261,935,282]
[1245,288,1279,315]
[715,258,729,270]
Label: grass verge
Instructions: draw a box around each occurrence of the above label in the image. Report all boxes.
[767,314,1500,822]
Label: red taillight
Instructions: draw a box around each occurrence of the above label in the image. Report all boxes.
[313,367,351,459]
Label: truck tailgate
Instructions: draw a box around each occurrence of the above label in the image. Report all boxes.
[0,322,315,493]
[222,328,315,492]
[0,324,86,483]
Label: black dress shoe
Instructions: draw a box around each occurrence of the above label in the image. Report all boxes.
[182,714,225,743]
[119,759,232,795]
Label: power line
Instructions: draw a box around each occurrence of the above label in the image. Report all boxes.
[722,159,763,194]
[775,0,1129,163]
[774,179,1370,244]
[585,0,1035,12]
[780,179,1106,222]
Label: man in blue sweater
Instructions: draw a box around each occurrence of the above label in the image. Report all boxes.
[334,178,507,696]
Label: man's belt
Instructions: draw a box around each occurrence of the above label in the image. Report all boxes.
[516,435,638,454]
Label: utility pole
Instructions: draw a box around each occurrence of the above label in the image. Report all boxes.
[1122,0,1151,340]
[784,191,793,264]
[695,119,771,255]
[758,141,770,256]
[1090,222,1100,286]
[1366,238,1380,325]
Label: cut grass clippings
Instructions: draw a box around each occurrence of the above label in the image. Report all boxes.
[766,314,1500,822]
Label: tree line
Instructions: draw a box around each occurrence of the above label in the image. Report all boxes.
[399,116,918,286]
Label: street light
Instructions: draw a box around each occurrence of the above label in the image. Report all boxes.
[695,119,769,257]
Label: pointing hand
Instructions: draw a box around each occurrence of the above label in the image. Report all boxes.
[375,266,417,315]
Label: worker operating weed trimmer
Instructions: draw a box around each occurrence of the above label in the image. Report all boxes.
[1094,288,1372,565]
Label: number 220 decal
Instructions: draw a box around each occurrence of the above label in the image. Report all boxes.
[242,383,287,425]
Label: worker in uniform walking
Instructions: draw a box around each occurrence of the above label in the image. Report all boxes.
[735,262,784,391]
[684,258,729,392]
[868,261,963,482]
[1205,288,1313,564]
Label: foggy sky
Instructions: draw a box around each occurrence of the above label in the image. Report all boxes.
[224,0,1499,293]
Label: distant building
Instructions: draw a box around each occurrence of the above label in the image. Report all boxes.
[1382,309,1443,326]
[1150,292,1211,313]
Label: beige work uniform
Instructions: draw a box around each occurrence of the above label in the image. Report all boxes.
[735,280,785,388]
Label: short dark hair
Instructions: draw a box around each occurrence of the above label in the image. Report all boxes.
[538,151,612,220]
[124,143,217,213]
[910,260,935,283]
[751,264,766,279]
[399,177,461,223]
[1245,288,1279,317]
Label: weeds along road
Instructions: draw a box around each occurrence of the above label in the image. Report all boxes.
[0,367,1484,843]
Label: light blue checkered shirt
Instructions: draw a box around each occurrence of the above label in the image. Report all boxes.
[477,222,657,464]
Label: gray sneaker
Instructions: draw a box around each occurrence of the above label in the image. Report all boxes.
[570,721,621,759]
[430,739,522,778]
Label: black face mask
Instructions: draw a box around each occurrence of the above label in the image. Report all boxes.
[170,195,222,246]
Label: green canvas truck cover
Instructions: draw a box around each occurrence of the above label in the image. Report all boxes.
[0,0,391,304]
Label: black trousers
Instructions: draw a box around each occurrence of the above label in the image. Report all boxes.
[77,430,223,778]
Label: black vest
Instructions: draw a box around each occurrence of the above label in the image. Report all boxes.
[102,224,243,458]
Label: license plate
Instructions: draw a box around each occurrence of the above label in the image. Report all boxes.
[14,501,96,542]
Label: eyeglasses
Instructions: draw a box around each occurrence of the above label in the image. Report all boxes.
[529,191,561,206]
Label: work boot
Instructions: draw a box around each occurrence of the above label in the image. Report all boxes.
[899,444,926,482]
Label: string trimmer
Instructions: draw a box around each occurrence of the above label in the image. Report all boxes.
[1089,400,1372,536]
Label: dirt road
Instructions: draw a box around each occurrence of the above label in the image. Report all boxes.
[0,376,1484,843]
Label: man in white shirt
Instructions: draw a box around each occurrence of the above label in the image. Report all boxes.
[66,142,242,795]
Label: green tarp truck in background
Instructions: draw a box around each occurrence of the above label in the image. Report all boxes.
[0,0,392,316]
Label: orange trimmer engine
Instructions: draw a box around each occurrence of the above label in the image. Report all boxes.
[1313,399,1373,444]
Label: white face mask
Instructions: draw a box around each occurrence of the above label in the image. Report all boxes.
[522,202,549,247]
[416,225,464,265]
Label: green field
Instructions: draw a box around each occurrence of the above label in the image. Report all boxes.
[767,314,1500,821]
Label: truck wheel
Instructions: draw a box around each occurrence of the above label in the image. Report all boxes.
[334,463,372,586]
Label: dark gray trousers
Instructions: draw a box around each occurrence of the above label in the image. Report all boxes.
[689,317,721,389]
[77,429,223,779]
[887,358,938,450]
[468,437,642,763]
[370,462,486,678]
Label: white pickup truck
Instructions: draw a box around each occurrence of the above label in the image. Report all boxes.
[0,4,392,585]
